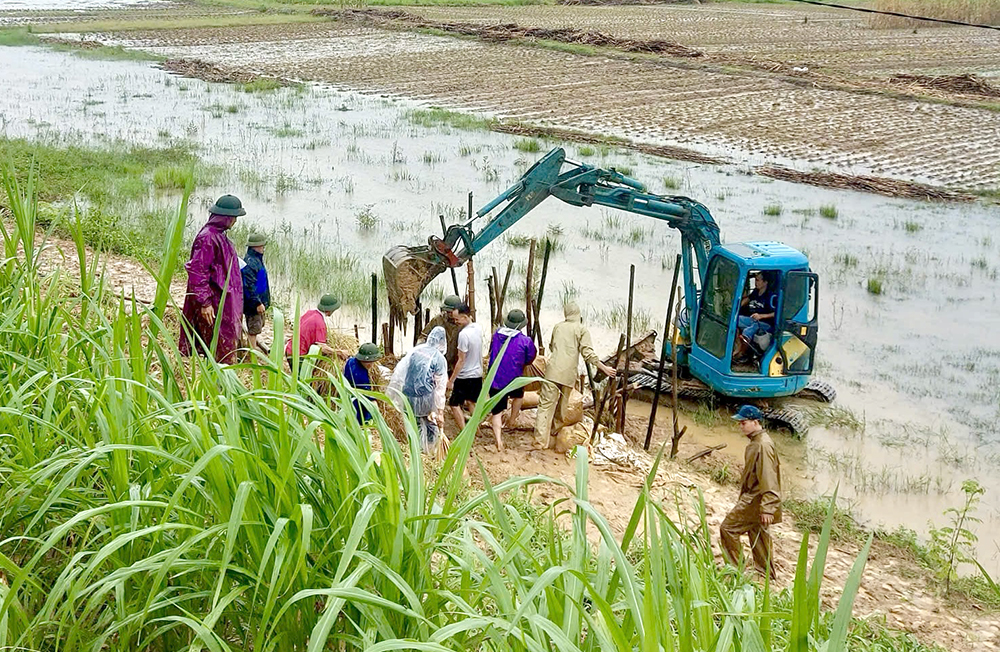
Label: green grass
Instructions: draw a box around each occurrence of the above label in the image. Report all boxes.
[404,106,494,131]
[0,27,42,46]
[903,220,923,233]
[577,145,596,157]
[239,78,285,93]
[513,138,542,153]
[0,159,957,652]
[663,175,681,190]
[764,203,783,217]
[866,277,884,295]
[818,204,838,219]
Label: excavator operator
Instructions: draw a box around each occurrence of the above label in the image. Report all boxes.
[734,271,777,365]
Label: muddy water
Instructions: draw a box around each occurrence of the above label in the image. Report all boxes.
[2,0,161,8]
[1,46,999,572]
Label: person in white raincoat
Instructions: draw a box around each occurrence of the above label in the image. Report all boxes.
[389,326,448,453]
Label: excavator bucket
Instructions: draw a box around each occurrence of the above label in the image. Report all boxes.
[383,244,449,322]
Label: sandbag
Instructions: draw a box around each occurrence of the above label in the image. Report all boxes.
[553,389,584,432]
[520,390,539,409]
[554,422,589,454]
[522,355,546,392]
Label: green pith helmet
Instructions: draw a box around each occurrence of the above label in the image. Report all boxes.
[504,308,527,330]
[356,342,382,362]
[317,294,341,313]
[247,233,267,247]
[209,194,247,217]
[441,295,462,311]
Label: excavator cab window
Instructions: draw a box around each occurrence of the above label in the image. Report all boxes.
[695,256,739,360]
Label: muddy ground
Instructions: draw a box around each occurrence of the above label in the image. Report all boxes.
[30,1,1000,191]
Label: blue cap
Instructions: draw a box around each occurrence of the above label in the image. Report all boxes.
[732,405,763,421]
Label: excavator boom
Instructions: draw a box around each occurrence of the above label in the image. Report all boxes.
[383,147,721,320]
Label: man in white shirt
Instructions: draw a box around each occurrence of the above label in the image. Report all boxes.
[447,303,483,429]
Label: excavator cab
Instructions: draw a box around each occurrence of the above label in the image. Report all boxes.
[687,242,818,398]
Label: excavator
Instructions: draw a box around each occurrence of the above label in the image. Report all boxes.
[384,147,834,426]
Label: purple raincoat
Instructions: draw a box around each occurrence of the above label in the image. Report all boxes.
[179,214,243,364]
[488,327,537,391]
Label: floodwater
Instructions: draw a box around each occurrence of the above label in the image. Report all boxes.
[1,0,161,9]
[1,46,999,571]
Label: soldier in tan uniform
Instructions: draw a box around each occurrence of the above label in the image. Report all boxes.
[419,295,462,374]
[533,302,616,450]
[720,404,782,579]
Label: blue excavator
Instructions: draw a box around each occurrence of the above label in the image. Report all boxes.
[383,147,834,422]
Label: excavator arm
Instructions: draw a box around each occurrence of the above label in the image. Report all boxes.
[383,147,721,319]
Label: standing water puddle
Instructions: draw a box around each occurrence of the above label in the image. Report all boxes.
[1,46,999,571]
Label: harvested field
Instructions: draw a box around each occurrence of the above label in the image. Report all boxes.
[754,164,978,202]
[88,15,1000,190]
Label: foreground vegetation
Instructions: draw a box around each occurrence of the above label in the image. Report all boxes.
[0,161,953,649]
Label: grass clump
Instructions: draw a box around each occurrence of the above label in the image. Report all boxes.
[866,277,884,295]
[834,252,859,267]
[0,27,41,46]
[903,220,923,233]
[764,203,783,216]
[663,175,681,190]
[513,138,542,153]
[355,204,379,230]
[505,232,533,248]
[239,77,284,93]
[819,204,838,219]
[404,107,494,131]
[577,145,596,157]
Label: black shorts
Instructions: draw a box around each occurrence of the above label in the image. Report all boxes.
[449,377,483,406]
[245,311,265,335]
[488,385,525,415]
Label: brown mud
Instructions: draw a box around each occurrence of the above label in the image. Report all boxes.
[158,57,286,86]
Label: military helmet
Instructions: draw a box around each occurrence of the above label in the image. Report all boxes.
[356,342,382,362]
[317,294,341,312]
[209,194,247,217]
[441,295,462,311]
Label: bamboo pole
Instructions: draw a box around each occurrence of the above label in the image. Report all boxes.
[488,277,497,331]
[491,265,501,323]
[645,254,681,451]
[669,297,684,459]
[413,299,422,346]
[381,322,391,355]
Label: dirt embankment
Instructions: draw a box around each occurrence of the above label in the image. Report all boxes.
[756,165,978,202]
[315,7,704,58]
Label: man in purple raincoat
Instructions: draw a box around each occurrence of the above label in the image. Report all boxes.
[487,309,537,452]
[179,195,246,364]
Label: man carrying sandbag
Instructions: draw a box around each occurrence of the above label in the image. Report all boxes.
[533,302,616,450]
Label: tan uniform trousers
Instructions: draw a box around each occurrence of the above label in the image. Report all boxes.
[720,498,775,579]
[533,381,574,448]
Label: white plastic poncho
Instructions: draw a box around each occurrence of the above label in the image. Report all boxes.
[388,326,448,417]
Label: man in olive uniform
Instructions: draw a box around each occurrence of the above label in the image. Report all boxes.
[533,302,616,450]
[720,405,782,579]
[419,295,462,374]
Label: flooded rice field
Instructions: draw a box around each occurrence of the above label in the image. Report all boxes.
[80,15,1000,191]
[2,45,999,570]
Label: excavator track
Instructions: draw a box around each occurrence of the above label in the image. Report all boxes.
[629,365,833,435]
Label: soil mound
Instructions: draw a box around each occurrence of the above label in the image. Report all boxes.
[890,73,1000,98]
[318,8,703,58]
[158,58,280,86]
[755,165,977,202]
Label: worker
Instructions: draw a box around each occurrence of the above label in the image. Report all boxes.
[533,302,616,450]
[344,342,382,424]
[420,294,462,373]
[285,294,341,372]
[734,271,777,363]
[487,308,537,452]
[388,326,448,454]
[179,194,245,365]
[447,303,483,430]
[241,232,270,352]
[720,404,782,579]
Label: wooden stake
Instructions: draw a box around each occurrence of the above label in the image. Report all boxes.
[354,324,359,341]
[466,259,476,319]
[526,239,536,337]
[491,265,500,323]
[381,322,391,355]
[388,315,395,355]
[440,214,460,296]
[669,296,684,459]
[497,260,513,323]
[488,277,497,331]
[621,264,636,436]
[645,254,681,451]
[531,239,552,354]
[413,299,423,346]
[370,273,378,345]
[592,334,626,441]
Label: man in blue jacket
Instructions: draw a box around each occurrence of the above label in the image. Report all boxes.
[241,233,271,352]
